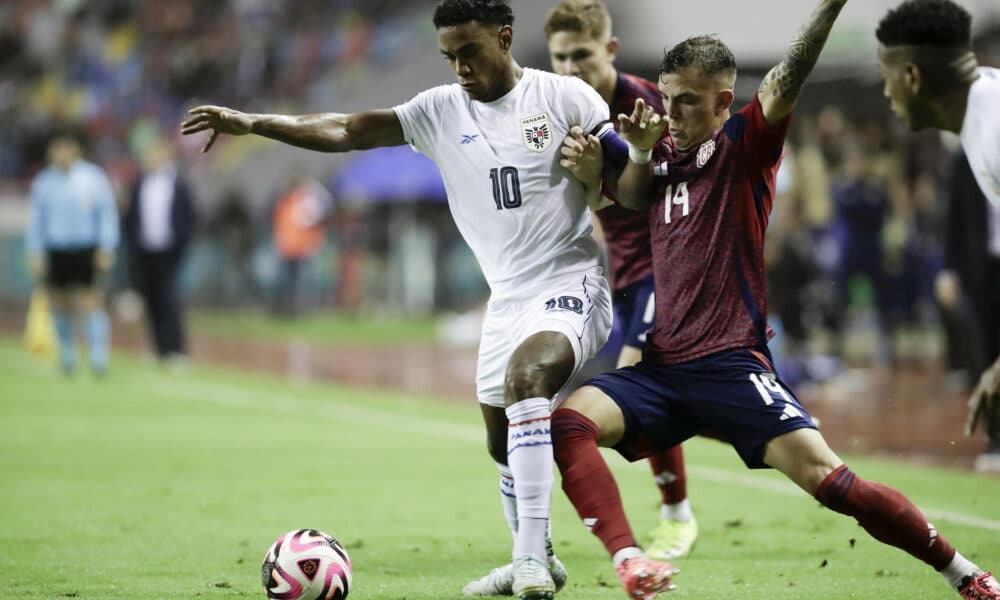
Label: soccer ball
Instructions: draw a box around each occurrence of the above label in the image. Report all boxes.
[261,529,352,599]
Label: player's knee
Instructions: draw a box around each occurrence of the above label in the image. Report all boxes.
[551,408,600,472]
[504,355,574,403]
[551,408,599,444]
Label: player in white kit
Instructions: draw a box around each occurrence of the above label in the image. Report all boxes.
[876,0,1000,493]
[181,1,614,598]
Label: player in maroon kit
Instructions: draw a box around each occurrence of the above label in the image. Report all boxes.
[554,0,1000,597]
[545,0,698,562]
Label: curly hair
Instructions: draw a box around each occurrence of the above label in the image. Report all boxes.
[876,0,971,47]
[433,0,514,29]
[544,0,611,40]
[659,35,736,79]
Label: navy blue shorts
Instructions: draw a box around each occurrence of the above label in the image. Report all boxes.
[587,347,816,469]
[612,275,655,350]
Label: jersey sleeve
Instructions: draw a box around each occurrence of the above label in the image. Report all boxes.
[392,85,451,158]
[723,94,791,173]
[561,75,612,137]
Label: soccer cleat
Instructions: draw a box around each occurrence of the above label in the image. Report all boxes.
[462,556,568,596]
[463,564,514,596]
[511,554,555,600]
[959,571,1000,599]
[646,517,698,561]
[548,555,568,592]
[616,556,678,599]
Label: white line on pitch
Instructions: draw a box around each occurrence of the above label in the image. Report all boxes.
[4,345,999,533]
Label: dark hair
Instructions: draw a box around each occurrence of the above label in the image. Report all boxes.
[876,0,971,47]
[433,0,514,29]
[659,35,736,78]
[47,125,85,149]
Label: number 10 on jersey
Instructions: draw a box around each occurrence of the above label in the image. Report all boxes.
[490,167,522,210]
[663,182,690,224]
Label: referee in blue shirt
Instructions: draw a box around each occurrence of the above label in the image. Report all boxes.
[25,131,120,375]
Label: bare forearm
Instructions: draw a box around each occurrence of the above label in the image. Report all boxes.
[249,108,403,152]
[616,161,652,211]
[759,0,847,119]
[249,113,355,152]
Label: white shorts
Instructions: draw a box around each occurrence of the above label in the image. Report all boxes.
[476,267,613,408]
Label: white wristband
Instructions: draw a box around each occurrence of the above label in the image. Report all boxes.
[628,143,652,164]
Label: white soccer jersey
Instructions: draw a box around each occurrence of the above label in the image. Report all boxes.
[960,67,1000,208]
[394,68,611,290]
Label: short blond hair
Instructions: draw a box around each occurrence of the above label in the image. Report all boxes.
[544,0,611,41]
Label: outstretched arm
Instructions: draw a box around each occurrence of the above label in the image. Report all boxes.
[757,0,847,124]
[181,106,405,153]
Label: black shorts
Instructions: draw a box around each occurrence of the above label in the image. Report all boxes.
[46,247,97,289]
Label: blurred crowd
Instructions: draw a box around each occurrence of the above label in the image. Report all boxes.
[0,0,422,190]
[3,1,999,391]
[765,105,990,387]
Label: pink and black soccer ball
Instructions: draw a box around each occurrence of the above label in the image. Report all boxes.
[261,529,352,600]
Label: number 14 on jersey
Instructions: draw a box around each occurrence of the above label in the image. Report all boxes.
[663,182,690,224]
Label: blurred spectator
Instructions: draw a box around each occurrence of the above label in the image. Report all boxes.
[25,130,119,375]
[123,138,196,364]
[271,173,331,316]
[207,189,256,305]
[827,145,894,364]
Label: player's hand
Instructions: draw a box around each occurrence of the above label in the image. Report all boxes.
[934,270,959,309]
[94,250,115,273]
[966,356,1000,438]
[616,98,666,152]
[560,126,603,186]
[181,105,255,153]
[28,256,46,281]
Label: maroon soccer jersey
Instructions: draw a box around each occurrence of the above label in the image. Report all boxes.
[644,95,791,364]
[596,72,665,290]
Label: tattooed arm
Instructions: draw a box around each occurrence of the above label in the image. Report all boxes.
[758,0,847,124]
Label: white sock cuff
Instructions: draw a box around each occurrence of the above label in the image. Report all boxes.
[612,546,644,567]
[496,462,514,479]
[505,397,551,422]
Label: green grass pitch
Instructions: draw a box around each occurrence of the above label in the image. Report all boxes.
[1,341,998,599]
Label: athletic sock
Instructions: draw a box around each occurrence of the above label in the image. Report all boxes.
[611,546,644,567]
[662,498,694,523]
[53,310,77,371]
[86,309,110,373]
[649,445,687,509]
[505,397,553,562]
[940,551,983,591]
[496,462,518,546]
[552,408,637,556]
[815,465,956,570]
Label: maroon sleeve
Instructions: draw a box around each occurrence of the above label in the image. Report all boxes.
[728,95,792,172]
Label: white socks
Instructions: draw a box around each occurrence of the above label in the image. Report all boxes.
[660,499,694,523]
[612,546,644,567]
[505,397,554,562]
[496,462,518,544]
[940,551,981,590]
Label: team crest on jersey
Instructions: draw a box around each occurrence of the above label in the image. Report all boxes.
[696,139,716,168]
[520,113,552,152]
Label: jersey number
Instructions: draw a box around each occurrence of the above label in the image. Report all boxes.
[748,372,805,422]
[544,295,584,314]
[663,182,690,224]
[490,167,522,210]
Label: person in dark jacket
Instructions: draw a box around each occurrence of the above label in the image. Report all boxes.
[124,140,196,363]
[938,150,1000,472]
